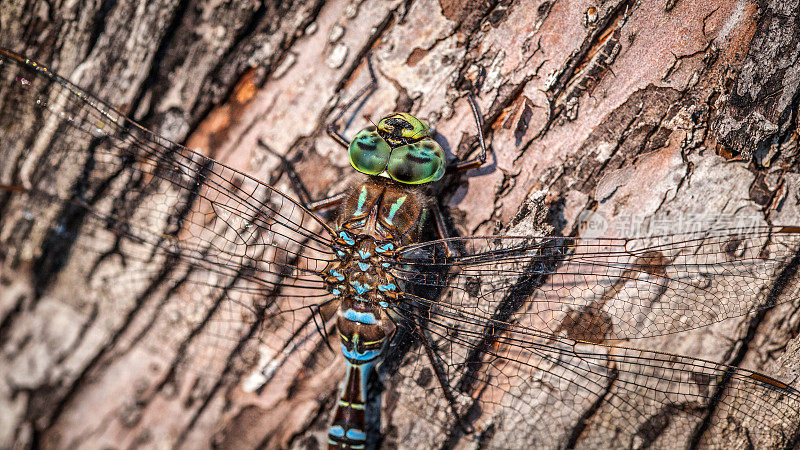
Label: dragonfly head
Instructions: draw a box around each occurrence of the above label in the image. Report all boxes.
[376,113,429,145]
[348,113,445,185]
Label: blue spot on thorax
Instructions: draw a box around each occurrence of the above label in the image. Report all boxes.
[329,269,345,281]
[349,280,370,295]
[339,231,355,245]
[375,243,394,253]
[358,262,370,271]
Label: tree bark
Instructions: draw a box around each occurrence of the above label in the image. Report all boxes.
[1,0,799,449]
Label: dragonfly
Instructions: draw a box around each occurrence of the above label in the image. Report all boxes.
[1,47,799,449]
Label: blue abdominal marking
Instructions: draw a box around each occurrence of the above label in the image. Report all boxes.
[341,342,382,361]
[358,262,370,271]
[329,425,345,438]
[381,262,391,268]
[379,301,388,308]
[343,308,378,325]
[358,249,371,259]
[339,231,356,245]
[347,429,367,441]
[353,185,368,216]
[385,196,406,225]
[378,284,396,292]
[329,269,345,281]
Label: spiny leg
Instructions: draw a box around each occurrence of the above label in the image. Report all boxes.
[306,191,348,211]
[435,94,489,253]
[431,199,454,258]
[447,92,488,173]
[256,138,347,212]
[327,54,379,149]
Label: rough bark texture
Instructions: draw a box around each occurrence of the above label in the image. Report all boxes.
[1,0,800,449]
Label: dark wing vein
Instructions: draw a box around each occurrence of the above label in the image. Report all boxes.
[387,292,800,448]
[394,227,800,339]
[0,48,335,296]
[0,49,339,375]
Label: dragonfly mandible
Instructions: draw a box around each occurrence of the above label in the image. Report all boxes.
[1,48,799,449]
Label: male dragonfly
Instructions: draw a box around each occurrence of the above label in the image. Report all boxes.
[0,48,799,449]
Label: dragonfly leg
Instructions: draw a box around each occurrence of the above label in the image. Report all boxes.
[257,139,347,211]
[413,324,475,435]
[311,299,341,354]
[432,201,454,258]
[327,54,379,149]
[446,91,488,173]
[306,191,347,212]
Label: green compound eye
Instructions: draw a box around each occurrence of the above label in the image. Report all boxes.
[377,113,430,146]
[348,126,392,175]
[387,138,445,184]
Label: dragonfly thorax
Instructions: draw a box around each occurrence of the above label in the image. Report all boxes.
[326,233,399,307]
[348,112,445,184]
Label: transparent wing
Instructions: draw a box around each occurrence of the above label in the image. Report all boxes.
[385,292,800,449]
[0,49,336,376]
[394,227,800,341]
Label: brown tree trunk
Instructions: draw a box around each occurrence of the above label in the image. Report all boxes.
[1,0,799,449]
